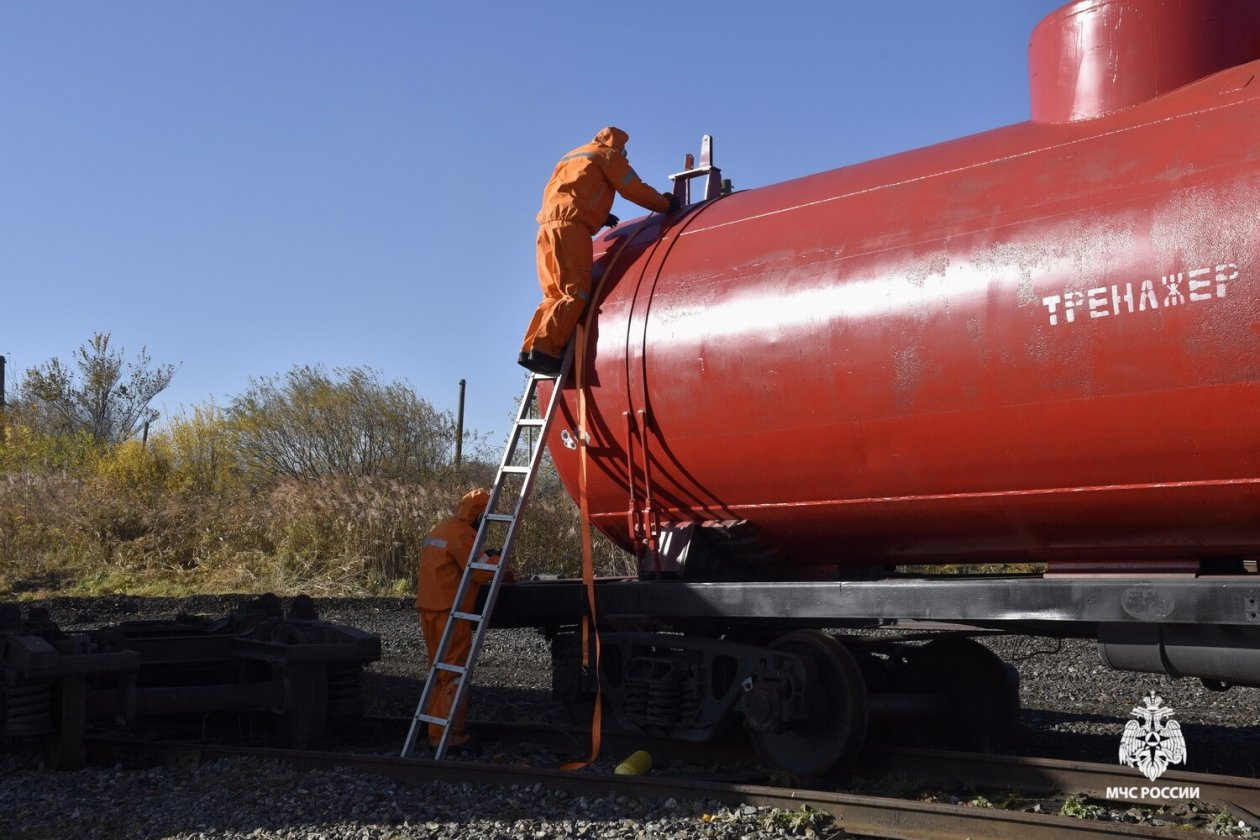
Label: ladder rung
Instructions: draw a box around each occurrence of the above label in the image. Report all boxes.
[500,465,530,474]
[414,712,448,725]
[469,561,499,572]
[517,418,545,427]
[451,610,482,622]
[435,662,466,675]
[483,513,515,523]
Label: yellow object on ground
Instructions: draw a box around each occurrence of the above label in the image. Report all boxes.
[614,750,653,775]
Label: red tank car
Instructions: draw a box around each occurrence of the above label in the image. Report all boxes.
[545,0,1260,576]
[489,0,1260,776]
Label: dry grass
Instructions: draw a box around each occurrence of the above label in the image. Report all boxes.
[0,458,636,600]
[0,374,643,599]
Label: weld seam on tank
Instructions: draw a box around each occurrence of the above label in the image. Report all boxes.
[621,197,732,509]
[681,100,1255,242]
[686,474,1260,513]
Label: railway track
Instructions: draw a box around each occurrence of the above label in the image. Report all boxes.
[348,716,1260,819]
[79,719,1260,840]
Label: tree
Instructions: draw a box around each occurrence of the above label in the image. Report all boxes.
[17,332,177,445]
[227,365,456,481]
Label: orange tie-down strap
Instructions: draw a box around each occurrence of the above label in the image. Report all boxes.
[556,219,664,771]
[561,318,602,771]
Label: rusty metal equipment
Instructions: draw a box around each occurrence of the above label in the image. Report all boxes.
[1,594,380,768]
[1,602,139,769]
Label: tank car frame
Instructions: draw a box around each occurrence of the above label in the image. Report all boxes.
[491,0,1260,773]
[491,571,1259,774]
[540,0,1260,576]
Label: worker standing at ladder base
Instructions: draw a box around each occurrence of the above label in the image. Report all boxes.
[416,488,513,749]
[519,127,681,376]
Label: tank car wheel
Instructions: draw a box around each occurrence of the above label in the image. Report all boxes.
[748,631,868,777]
[906,637,1019,751]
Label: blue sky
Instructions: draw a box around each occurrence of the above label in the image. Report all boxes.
[1,1,1066,450]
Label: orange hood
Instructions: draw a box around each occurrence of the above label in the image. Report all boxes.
[592,126,629,152]
[453,488,490,524]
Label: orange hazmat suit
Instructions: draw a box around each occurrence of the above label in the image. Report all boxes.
[416,488,500,747]
[520,127,675,362]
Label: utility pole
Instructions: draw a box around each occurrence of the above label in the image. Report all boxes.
[1,355,7,440]
[455,379,466,466]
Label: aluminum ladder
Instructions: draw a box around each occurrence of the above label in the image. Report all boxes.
[401,346,574,759]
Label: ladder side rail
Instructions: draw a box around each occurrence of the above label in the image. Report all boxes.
[403,540,491,756]
[411,522,498,759]
[481,383,540,513]
[473,384,566,634]
[426,555,493,758]
[451,370,550,613]
[403,467,516,757]
[402,635,446,755]
[401,378,543,757]
[491,343,573,536]
[402,497,508,756]
[480,375,546,533]
[432,351,575,757]
[413,348,575,758]
[502,365,571,527]
[476,375,548,576]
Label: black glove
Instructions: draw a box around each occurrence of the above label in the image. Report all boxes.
[485,547,501,558]
[664,192,681,213]
[604,213,620,229]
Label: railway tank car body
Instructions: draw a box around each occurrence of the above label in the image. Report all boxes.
[490,0,1260,775]
[545,0,1260,576]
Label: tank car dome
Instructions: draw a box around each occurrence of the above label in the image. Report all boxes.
[1029,0,1260,123]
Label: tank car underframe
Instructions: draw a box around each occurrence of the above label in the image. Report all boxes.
[493,574,1260,688]
[495,575,1259,627]
[496,575,1255,774]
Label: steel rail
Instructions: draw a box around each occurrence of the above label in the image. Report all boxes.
[367,718,1260,825]
[862,746,1260,825]
[363,718,1260,804]
[82,735,1199,840]
[335,717,1260,819]
[470,722,1260,823]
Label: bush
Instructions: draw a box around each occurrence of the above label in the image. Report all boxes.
[228,365,455,482]
[0,379,640,597]
[0,422,98,475]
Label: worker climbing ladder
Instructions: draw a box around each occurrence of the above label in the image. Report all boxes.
[401,345,575,759]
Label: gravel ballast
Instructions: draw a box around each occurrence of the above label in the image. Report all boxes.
[3,594,1259,839]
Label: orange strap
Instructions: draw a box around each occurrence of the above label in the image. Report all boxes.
[560,319,602,770]
[557,218,664,771]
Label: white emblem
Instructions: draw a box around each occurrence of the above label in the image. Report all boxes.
[1119,690,1187,781]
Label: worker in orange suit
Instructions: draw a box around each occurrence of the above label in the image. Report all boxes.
[415,488,512,750]
[519,126,681,376]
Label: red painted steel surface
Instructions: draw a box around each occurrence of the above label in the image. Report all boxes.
[1030,0,1260,123]
[545,0,1260,569]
